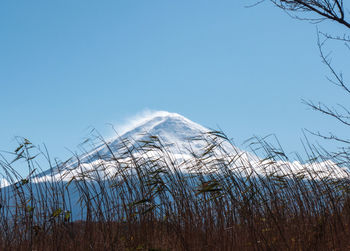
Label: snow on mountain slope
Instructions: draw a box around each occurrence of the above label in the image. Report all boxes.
[86,111,211,159]
[70,111,246,167]
[34,111,245,181]
[33,111,350,182]
[0,178,9,188]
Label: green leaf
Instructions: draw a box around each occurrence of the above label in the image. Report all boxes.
[51,208,62,218]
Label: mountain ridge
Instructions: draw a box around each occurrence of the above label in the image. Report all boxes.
[80,111,214,162]
[33,111,350,182]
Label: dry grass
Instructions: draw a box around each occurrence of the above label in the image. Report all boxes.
[0,132,349,250]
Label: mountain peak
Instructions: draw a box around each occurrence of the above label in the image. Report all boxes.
[76,111,210,163]
[116,111,206,137]
[110,111,208,151]
[36,111,215,178]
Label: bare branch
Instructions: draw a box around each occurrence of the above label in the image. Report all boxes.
[271,0,350,29]
[245,0,265,8]
[259,1,350,145]
[305,129,350,144]
[317,31,350,94]
[303,100,350,126]
[319,31,350,42]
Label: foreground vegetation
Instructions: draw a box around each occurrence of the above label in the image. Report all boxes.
[0,132,349,250]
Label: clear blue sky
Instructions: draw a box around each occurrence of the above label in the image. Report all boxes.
[1,0,349,171]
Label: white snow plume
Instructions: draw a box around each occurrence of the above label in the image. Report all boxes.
[112,110,186,137]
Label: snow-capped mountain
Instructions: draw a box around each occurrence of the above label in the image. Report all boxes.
[81,111,213,161]
[35,111,242,180]
[33,111,349,182]
[3,111,349,223]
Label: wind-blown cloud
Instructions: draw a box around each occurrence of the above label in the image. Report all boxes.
[110,109,177,138]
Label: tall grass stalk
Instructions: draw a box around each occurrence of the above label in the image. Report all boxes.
[0,132,349,250]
